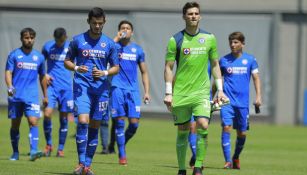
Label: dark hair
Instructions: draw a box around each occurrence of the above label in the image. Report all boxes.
[53,27,66,39]
[88,7,106,21]
[118,20,133,31]
[229,31,245,43]
[183,2,200,15]
[20,27,36,38]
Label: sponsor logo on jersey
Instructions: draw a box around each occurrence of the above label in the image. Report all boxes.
[227,67,247,74]
[199,38,205,44]
[242,59,248,65]
[101,42,106,48]
[50,53,66,61]
[16,62,38,70]
[122,53,137,61]
[81,49,106,59]
[183,48,190,55]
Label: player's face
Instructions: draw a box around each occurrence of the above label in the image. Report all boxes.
[55,35,67,46]
[88,17,105,35]
[183,7,201,27]
[119,23,133,39]
[229,39,244,54]
[21,32,35,50]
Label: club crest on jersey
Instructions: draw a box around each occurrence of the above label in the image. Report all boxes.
[242,59,248,65]
[183,48,190,55]
[17,62,23,68]
[198,38,205,44]
[100,42,106,48]
[32,55,38,61]
[82,50,89,56]
[131,48,136,53]
[227,67,233,73]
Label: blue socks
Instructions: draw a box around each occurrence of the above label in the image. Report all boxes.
[221,131,231,162]
[58,117,68,151]
[43,119,52,146]
[85,127,99,167]
[116,119,126,158]
[125,122,139,144]
[189,132,197,159]
[233,136,246,159]
[29,126,39,152]
[76,123,88,165]
[10,129,19,153]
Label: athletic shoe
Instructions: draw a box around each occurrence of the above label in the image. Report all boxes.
[119,157,127,166]
[177,170,186,175]
[9,152,19,161]
[29,150,43,161]
[56,150,64,157]
[83,167,95,175]
[232,159,240,169]
[223,162,232,169]
[44,145,53,157]
[189,157,196,168]
[192,167,203,175]
[73,164,84,175]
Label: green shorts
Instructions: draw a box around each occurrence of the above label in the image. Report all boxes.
[172,99,211,125]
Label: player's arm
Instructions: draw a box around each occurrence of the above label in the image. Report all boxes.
[211,59,228,102]
[164,60,174,110]
[5,70,14,96]
[40,74,48,107]
[139,62,150,103]
[252,72,262,107]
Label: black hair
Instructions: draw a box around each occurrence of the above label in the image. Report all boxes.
[20,27,36,38]
[88,7,106,21]
[118,20,133,31]
[53,27,67,39]
[182,2,200,15]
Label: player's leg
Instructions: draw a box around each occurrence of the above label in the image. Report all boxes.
[125,118,139,144]
[192,99,211,175]
[189,116,197,168]
[100,119,109,154]
[232,107,249,169]
[220,105,235,169]
[172,105,192,175]
[8,101,23,161]
[108,118,116,154]
[125,90,141,144]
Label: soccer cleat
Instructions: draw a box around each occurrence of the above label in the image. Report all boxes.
[232,159,240,169]
[44,145,53,157]
[177,169,186,175]
[56,150,64,157]
[101,148,109,154]
[9,152,19,161]
[189,157,196,168]
[29,150,43,161]
[82,167,95,175]
[73,164,84,175]
[192,167,203,175]
[119,157,127,166]
[223,162,232,169]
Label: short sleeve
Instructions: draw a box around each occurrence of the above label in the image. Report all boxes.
[165,37,176,61]
[66,39,78,62]
[108,41,119,67]
[209,34,219,61]
[5,51,15,72]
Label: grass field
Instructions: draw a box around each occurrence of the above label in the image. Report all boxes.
[0,109,307,175]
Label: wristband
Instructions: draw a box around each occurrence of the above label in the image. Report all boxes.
[103,70,109,76]
[74,66,79,72]
[165,82,172,94]
[215,79,223,91]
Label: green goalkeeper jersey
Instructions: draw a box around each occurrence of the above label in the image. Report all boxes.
[166,29,219,106]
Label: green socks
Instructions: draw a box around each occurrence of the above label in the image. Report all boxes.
[176,130,189,170]
[195,128,208,168]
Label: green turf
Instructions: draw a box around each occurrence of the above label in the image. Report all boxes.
[0,109,306,175]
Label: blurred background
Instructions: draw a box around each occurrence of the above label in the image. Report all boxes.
[0,0,306,125]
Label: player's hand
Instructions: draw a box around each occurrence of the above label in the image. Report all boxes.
[163,94,173,112]
[43,97,48,108]
[216,90,229,104]
[92,67,107,78]
[77,65,88,73]
[45,74,53,86]
[143,93,151,104]
[254,96,262,107]
[7,87,15,97]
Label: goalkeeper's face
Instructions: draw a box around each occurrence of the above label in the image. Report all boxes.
[21,32,35,50]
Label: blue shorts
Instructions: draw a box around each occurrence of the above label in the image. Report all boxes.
[111,87,141,118]
[220,105,249,132]
[73,84,109,121]
[8,100,41,118]
[47,85,73,112]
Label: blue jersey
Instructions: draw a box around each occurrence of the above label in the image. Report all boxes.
[219,52,259,107]
[66,31,119,96]
[111,42,145,91]
[5,48,45,102]
[42,40,72,89]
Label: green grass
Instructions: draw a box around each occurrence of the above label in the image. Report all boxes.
[0,109,307,175]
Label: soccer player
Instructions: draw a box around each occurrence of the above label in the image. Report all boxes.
[219,31,262,169]
[111,20,150,165]
[163,2,228,175]
[5,27,48,161]
[64,7,119,175]
[42,27,73,157]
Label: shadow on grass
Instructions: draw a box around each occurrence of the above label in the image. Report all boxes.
[43,172,71,175]
[155,164,224,170]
